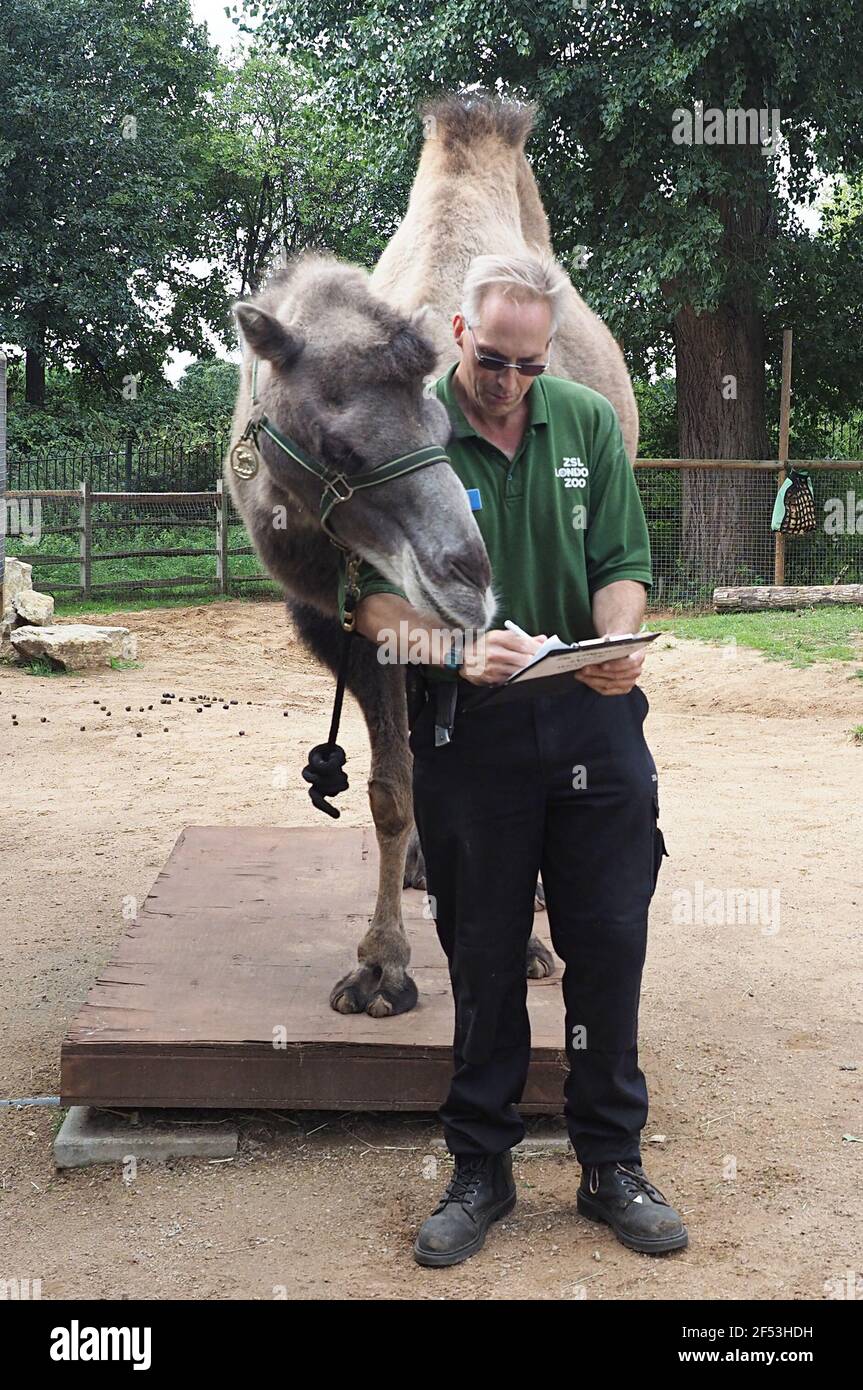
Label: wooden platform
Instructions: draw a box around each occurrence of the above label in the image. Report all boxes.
[61,826,566,1111]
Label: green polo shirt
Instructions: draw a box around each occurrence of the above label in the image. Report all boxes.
[337,362,652,682]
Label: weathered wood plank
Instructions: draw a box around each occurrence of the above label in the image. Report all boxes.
[61,826,567,1111]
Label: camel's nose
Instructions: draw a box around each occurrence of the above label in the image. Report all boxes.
[432,537,491,591]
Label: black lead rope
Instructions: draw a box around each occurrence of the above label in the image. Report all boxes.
[301,559,360,818]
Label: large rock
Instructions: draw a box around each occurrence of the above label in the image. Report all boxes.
[13,589,55,626]
[2,558,34,619]
[10,624,137,670]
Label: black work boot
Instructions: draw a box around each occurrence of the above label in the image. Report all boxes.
[413,1150,517,1267]
[577,1161,688,1254]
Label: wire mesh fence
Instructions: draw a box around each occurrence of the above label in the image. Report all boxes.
[637,460,863,612]
[5,457,862,613]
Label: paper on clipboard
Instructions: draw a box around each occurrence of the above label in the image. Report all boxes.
[511,631,659,680]
[470,630,661,707]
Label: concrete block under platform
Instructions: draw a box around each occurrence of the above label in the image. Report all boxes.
[61,825,567,1113]
[54,1106,239,1168]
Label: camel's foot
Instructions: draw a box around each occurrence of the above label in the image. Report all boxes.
[527,933,555,979]
[534,875,546,911]
[330,964,419,1018]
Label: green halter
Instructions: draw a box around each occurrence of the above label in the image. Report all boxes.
[235,358,450,553]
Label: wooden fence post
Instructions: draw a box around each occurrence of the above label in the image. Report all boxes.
[79,479,91,600]
[216,479,229,595]
[774,327,793,586]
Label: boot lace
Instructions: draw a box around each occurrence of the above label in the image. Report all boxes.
[439,1155,488,1207]
[614,1163,669,1208]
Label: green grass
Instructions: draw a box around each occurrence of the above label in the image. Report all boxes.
[652,606,863,668]
[54,588,278,619]
[852,726,863,744]
[24,521,281,616]
[23,658,70,677]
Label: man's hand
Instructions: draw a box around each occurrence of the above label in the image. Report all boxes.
[461,628,547,685]
[575,642,645,696]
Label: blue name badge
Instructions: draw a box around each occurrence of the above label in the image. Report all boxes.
[466,487,482,512]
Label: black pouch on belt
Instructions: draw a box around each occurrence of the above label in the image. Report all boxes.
[433,680,459,746]
[405,664,428,733]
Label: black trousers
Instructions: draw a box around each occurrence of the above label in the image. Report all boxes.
[409,677,666,1167]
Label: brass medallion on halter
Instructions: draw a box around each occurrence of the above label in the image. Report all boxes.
[230,423,262,480]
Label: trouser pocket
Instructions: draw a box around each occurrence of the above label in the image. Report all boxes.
[652,795,669,892]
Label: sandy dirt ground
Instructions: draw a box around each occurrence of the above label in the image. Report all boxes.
[1,599,861,1302]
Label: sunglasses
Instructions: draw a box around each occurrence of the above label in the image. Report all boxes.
[466,324,550,378]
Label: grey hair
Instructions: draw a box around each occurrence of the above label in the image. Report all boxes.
[461,250,570,335]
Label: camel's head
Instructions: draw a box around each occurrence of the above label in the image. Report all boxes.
[234,255,494,632]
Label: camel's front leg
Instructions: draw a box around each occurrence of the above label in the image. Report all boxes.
[403,823,556,979]
[330,686,418,1018]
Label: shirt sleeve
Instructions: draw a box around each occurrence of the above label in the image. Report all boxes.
[584,401,653,595]
[337,556,409,626]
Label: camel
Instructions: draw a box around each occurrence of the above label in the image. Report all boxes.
[225,92,639,1019]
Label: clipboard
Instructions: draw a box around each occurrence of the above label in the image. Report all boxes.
[465,631,661,708]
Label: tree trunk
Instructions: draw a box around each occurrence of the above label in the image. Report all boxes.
[674,302,774,587]
[25,342,46,407]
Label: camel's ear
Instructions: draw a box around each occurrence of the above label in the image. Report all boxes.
[410,304,431,329]
[234,303,305,369]
[379,323,437,384]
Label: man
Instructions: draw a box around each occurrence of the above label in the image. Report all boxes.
[343,252,687,1266]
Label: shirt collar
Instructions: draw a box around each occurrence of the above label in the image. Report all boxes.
[437,361,549,439]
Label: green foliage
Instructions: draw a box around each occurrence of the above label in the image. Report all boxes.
[7,359,239,455]
[634,378,678,459]
[0,0,228,392]
[200,48,402,295]
[260,1,863,407]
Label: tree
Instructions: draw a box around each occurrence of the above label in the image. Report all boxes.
[200,46,410,298]
[0,0,227,405]
[255,0,863,582]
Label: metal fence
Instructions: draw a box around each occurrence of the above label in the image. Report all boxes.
[636,459,863,611]
[7,436,229,494]
[5,459,861,611]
